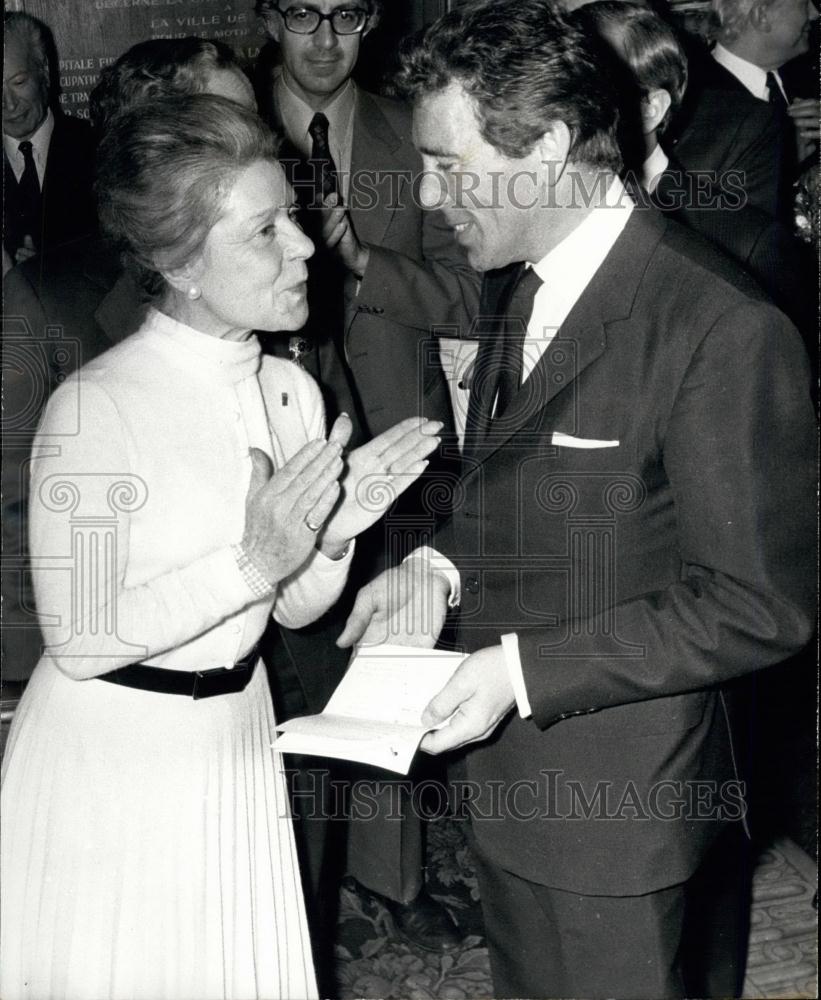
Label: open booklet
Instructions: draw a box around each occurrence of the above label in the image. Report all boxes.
[273,643,466,774]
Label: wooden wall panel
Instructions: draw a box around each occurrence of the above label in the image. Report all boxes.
[6,0,704,119]
[6,0,446,117]
[8,0,265,117]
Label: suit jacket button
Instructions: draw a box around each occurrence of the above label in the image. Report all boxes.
[464,576,480,594]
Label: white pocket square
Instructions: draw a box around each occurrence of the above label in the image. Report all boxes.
[551,432,619,449]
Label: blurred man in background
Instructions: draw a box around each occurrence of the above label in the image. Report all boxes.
[3,12,96,274]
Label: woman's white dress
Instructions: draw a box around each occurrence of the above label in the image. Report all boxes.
[0,310,352,1000]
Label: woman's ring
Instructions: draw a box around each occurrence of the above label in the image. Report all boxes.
[304,518,322,533]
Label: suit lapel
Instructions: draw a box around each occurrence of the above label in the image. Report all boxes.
[649,153,687,211]
[41,114,62,194]
[93,273,147,345]
[349,90,402,246]
[465,209,668,470]
[4,153,20,194]
[265,90,312,195]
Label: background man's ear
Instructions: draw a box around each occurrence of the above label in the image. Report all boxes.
[261,10,282,43]
[364,6,380,35]
[749,0,771,31]
[641,89,672,135]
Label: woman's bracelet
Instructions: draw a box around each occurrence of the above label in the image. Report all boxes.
[232,543,276,599]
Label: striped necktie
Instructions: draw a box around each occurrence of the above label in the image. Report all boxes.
[308,112,340,205]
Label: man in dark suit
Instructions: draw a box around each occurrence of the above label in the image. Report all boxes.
[339,2,816,996]
[255,0,478,441]
[3,12,96,272]
[254,0,479,957]
[572,0,815,347]
[669,0,818,219]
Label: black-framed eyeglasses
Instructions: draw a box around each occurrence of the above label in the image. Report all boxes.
[272,4,370,35]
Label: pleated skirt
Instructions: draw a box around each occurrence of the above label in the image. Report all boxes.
[0,657,318,1000]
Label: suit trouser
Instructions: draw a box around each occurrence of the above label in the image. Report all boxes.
[469,824,751,999]
[346,771,425,904]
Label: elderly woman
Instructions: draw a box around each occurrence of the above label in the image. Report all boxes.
[0,95,440,1000]
[0,38,265,693]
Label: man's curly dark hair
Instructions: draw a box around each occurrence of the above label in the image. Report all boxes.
[394,0,622,172]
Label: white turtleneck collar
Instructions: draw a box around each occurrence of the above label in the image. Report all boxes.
[139,308,263,385]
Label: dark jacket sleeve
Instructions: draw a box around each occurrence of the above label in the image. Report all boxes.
[517,302,816,728]
[353,207,480,335]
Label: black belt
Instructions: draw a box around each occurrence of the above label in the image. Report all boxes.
[98,643,260,700]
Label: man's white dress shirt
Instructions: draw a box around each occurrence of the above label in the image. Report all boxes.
[712,43,788,102]
[274,73,356,202]
[3,108,53,186]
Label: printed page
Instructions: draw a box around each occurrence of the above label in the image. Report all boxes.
[322,644,466,725]
[273,644,466,774]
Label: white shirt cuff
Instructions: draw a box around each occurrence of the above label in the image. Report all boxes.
[404,546,461,608]
[501,632,532,719]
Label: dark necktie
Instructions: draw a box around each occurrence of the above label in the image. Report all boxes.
[308,112,340,205]
[463,263,543,457]
[766,72,789,111]
[17,140,42,245]
[494,266,543,419]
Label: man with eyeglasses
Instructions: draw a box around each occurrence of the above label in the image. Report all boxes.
[254,0,478,436]
[254,0,478,970]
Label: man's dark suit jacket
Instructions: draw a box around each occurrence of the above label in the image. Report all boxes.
[440,208,815,898]
[670,51,793,219]
[3,112,97,260]
[647,163,815,344]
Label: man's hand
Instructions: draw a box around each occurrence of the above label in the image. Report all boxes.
[789,98,819,162]
[420,645,516,754]
[14,235,37,266]
[321,192,370,278]
[337,556,450,649]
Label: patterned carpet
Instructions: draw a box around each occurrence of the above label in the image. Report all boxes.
[1,703,815,998]
[743,839,818,999]
[334,818,818,1000]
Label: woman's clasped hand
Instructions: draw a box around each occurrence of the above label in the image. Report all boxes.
[242,413,441,575]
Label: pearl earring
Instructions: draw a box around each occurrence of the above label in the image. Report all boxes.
[187,286,201,301]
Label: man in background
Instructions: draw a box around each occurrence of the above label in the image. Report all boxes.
[670,0,818,218]
[255,0,478,441]
[571,0,814,345]
[3,12,96,274]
